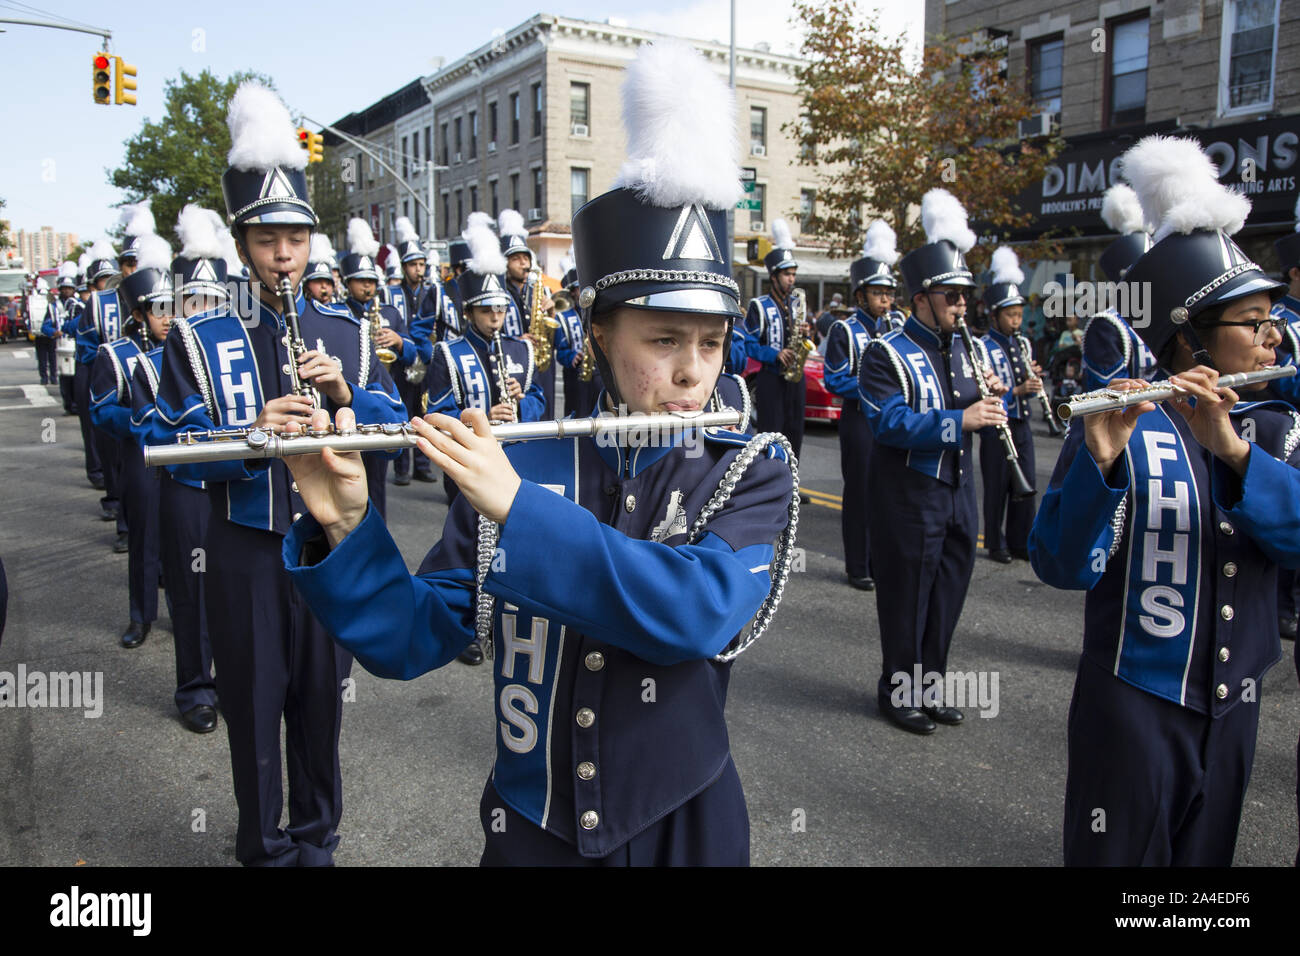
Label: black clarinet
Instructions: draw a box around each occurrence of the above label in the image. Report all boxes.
[278,275,319,408]
[955,316,1034,500]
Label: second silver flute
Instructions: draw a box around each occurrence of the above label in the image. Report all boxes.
[143,409,745,466]
[1057,365,1297,421]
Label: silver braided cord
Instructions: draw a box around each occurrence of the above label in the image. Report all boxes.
[685,431,800,662]
[473,514,502,658]
[1107,494,1128,560]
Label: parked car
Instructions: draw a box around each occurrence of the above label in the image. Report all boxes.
[741,351,843,425]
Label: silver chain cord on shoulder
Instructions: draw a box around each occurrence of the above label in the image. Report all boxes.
[473,513,501,658]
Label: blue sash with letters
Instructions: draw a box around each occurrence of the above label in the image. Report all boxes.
[875,328,956,479]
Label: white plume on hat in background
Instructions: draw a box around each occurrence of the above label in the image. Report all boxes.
[559,251,576,275]
[395,216,419,243]
[989,246,1024,286]
[1292,194,1300,234]
[118,200,155,238]
[919,189,976,252]
[88,238,117,261]
[498,208,526,239]
[215,223,243,272]
[133,233,174,273]
[771,218,794,250]
[226,81,306,172]
[613,39,740,209]
[309,233,336,263]
[346,217,380,257]
[77,252,92,272]
[176,205,225,260]
[465,217,507,276]
[58,260,77,280]
[1121,135,1249,243]
[465,211,494,234]
[861,220,899,264]
[1100,184,1148,237]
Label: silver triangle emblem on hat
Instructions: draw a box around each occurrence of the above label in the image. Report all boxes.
[663,204,721,262]
[260,167,297,200]
[359,257,372,272]
[483,274,502,292]
[193,259,218,282]
[1006,283,1018,299]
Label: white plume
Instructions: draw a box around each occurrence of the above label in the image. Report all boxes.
[559,253,575,275]
[989,246,1024,286]
[1121,135,1249,242]
[88,239,117,261]
[920,189,975,252]
[771,218,794,249]
[58,260,77,280]
[498,208,526,239]
[134,233,173,272]
[118,200,155,238]
[346,217,380,257]
[226,81,307,172]
[77,252,92,272]
[175,204,225,260]
[861,220,899,265]
[309,233,336,263]
[394,216,418,243]
[613,39,741,209]
[465,219,506,276]
[1293,194,1300,233]
[384,244,400,272]
[1100,184,1147,236]
[216,223,242,272]
[466,211,494,234]
[426,245,440,269]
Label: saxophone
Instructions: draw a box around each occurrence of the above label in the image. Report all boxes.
[491,329,518,422]
[578,331,596,382]
[369,295,397,366]
[527,267,560,372]
[782,288,815,383]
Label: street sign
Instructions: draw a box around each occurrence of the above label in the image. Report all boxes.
[736,198,762,211]
[741,167,757,182]
[741,180,755,193]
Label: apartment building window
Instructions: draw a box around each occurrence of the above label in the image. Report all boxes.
[750,106,767,154]
[1106,15,1149,127]
[488,101,498,146]
[442,193,450,237]
[440,123,448,166]
[454,117,463,160]
[510,92,520,144]
[490,179,499,218]
[751,183,766,229]
[799,189,816,232]
[1029,35,1064,118]
[413,131,419,163]
[510,172,520,210]
[403,200,410,220]
[570,82,590,133]
[532,82,543,137]
[1221,0,1279,113]
[570,168,589,216]
[470,185,478,212]
[532,167,543,214]
[401,135,409,178]
[469,111,478,160]
[423,126,431,163]
[455,190,463,231]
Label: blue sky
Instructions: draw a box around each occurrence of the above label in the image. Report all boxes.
[0,1,921,244]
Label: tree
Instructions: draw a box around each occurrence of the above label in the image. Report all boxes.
[307,154,350,241]
[787,0,1064,270]
[109,69,275,246]
[0,197,10,252]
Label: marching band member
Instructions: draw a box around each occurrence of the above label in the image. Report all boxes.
[979,247,1040,563]
[744,218,807,460]
[281,40,797,865]
[438,236,470,343]
[51,262,81,414]
[1030,136,1299,866]
[500,208,557,418]
[1270,197,1300,641]
[127,204,225,733]
[90,232,172,649]
[388,216,439,485]
[150,82,405,866]
[824,220,900,591]
[858,189,1008,735]
[1081,184,1157,390]
[74,239,121,519]
[303,234,338,306]
[554,254,603,416]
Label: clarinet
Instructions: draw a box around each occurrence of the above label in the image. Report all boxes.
[955,316,1035,500]
[278,276,320,408]
[491,329,518,422]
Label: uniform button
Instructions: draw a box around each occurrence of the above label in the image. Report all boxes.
[1220,604,1234,621]
[1222,562,1237,577]
[584,651,605,672]
[952,390,960,398]
[580,810,599,830]
[576,707,595,729]
[576,761,596,780]
[1219,521,1234,535]
[1215,683,1229,700]
[624,494,636,513]
[293,512,303,522]
[1218,646,1230,663]
[291,481,299,493]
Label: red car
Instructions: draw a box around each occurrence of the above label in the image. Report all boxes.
[742,352,843,424]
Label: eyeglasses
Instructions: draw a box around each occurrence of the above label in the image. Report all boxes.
[1216,315,1287,345]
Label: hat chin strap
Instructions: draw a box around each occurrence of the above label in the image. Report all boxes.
[1178,325,1217,371]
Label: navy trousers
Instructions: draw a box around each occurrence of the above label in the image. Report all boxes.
[34,337,56,384]
[479,758,749,866]
[562,364,601,419]
[95,431,126,534]
[837,399,872,579]
[753,369,805,461]
[203,517,353,866]
[1063,656,1261,866]
[1279,569,1298,619]
[536,361,557,420]
[980,417,1036,553]
[73,363,103,484]
[393,376,432,479]
[158,476,215,715]
[59,374,75,414]
[869,478,977,700]
[362,452,388,521]
[118,440,159,626]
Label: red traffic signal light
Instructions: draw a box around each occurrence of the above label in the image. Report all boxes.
[92,53,112,104]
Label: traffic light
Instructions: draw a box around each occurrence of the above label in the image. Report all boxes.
[92,52,112,104]
[114,57,138,106]
[746,237,772,264]
[298,127,324,163]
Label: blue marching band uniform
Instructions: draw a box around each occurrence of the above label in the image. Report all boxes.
[1270,226,1300,648]
[76,261,126,527]
[744,231,806,461]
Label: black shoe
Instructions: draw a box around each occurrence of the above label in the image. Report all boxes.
[848,575,875,591]
[1281,615,1298,642]
[1009,547,1030,561]
[113,532,129,553]
[799,492,810,504]
[120,620,149,648]
[988,549,1012,564]
[413,472,436,483]
[90,476,106,491]
[393,473,411,486]
[922,705,965,725]
[181,704,218,734]
[877,692,936,735]
[457,641,485,666]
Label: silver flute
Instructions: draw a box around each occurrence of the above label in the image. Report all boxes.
[1057,365,1297,421]
[142,409,744,467]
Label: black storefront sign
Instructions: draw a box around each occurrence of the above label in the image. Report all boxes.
[1006,115,1300,239]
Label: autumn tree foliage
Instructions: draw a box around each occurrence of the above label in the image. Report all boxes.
[789,0,1064,269]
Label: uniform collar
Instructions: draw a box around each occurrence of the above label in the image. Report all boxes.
[853,307,874,327]
[1279,292,1300,314]
[905,313,947,349]
[253,287,307,330]
[589,391,688,479]
[987,326,1013,348]
[345,296,367,315]
[464,323,492,350]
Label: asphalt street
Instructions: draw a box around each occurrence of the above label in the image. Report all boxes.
[0,338,1296,867]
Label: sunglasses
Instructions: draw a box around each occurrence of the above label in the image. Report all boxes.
[935,288,969,305]
[1216,315,1287,345]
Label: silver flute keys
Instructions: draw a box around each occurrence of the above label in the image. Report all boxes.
[1057,365,1297,421]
